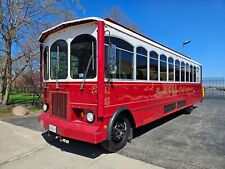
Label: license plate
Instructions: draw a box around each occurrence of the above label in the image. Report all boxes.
[49,124,56,133]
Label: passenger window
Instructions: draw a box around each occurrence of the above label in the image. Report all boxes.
[200,66,202,82]
[190,65,193,82]
[175,59,180,81]
[168,57,174,81]
[43,46,49,80]
[150,51,158,81]
[105,37,134,80]
[136,47,147,80]
[160,55,167,81]
[50,40,68,79]
[186,63,189,82]
[196,67,199,82]
[194,66,196,82]
[181,61,185,82]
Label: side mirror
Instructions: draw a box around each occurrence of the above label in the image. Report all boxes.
[109,44,117,74]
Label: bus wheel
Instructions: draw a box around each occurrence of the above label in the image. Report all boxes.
[100,115,131,153]
[183,106,193,114]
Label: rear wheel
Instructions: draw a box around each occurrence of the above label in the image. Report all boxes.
[183,106,193,114]
[100,115,131,152]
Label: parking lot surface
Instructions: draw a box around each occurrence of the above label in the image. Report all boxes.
[119,99,225,169]
[2,99,225,169]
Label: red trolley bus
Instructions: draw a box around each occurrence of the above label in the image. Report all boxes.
[38,17,203,152]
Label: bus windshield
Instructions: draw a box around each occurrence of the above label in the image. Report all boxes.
[48,34,96,81]
[70,34,96,79]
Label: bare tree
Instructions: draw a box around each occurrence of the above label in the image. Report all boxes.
[0,0,82,105]
[0,56,5,103]
[106,6,140,32]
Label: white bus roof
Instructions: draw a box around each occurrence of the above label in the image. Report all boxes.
[39,17,201,66]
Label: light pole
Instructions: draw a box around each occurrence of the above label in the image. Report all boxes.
[182,40,191,54]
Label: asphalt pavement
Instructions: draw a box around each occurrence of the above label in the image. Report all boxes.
[2,99,225,169]
[119,99,225,169]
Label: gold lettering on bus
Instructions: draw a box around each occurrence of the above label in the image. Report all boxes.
[91,86,97,95]
[156,87,193,96]
[104,85,110,94]
[104,97,110,105]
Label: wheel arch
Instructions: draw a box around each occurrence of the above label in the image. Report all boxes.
[107,106,136,140]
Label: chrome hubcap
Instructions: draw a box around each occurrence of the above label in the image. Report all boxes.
[111,120,127,143]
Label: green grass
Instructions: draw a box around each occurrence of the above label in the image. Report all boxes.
[28,106,42,113]
[8,92,40,104]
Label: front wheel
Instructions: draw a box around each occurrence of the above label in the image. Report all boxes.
[100,115,131,152]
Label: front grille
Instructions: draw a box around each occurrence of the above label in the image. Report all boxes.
[52,93,67,119]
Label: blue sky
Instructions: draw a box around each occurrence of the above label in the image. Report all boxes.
[74,0,225,77]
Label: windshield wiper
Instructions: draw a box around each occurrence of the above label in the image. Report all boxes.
[80,42,94,91]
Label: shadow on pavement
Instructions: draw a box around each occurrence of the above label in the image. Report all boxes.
[133,108,194,138]
[41,108,195,158]
[4,106,197,159]
[41,132,107,159]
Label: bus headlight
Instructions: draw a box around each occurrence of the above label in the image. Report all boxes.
[87,112,94,123]
[43,103,48,112]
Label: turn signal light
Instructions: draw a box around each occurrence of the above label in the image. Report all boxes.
[80,111,85,118]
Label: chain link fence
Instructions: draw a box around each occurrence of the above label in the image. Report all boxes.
[203,77,225,99]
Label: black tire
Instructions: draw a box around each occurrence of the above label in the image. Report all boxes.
[100,115,131,153]
[183,106,193,114]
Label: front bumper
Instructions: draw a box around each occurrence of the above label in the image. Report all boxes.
[38,112,106,144]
